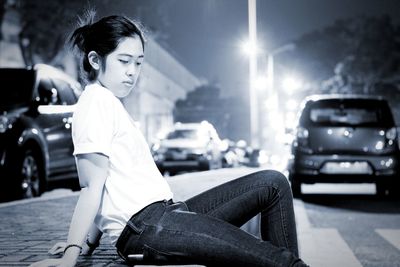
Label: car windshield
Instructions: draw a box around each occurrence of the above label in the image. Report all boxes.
[0,69,35,110]
[166,129,200,140]
[303,99,394,127]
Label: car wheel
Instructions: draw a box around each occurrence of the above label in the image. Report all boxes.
[375,182,390,197]
[19,149,45,198]
[289,174,301,198]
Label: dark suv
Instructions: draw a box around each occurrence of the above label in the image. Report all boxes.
[288,94,399,197]
[0,64,82,200]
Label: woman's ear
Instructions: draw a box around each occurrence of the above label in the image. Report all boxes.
[88,51,101,70]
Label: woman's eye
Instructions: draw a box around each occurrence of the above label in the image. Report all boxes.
[119,59,129,64]
[136,61,142,66]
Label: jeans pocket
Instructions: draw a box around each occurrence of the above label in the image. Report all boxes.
[116,222,144,260]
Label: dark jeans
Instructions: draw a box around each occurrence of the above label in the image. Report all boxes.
[116,170,308,266]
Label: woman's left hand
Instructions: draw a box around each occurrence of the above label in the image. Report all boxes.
[48,242,67,255]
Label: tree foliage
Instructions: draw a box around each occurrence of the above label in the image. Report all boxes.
[14,0,90,65]
[284,15,400,95]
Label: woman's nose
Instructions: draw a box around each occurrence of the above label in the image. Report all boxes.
[126,64,136,76]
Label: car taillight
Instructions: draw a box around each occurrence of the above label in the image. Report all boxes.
[296,126,309,147]
[386,127,397,141]
[296,126,309,139]
[0,115,12,133]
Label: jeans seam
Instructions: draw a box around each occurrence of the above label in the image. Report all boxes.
[205,182,279,216]
[206,182,292,250]
[276,189,291,249]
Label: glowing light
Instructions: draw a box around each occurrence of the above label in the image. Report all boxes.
[282,76,303,94]
[241,40,260,56]
[253,76,268,90]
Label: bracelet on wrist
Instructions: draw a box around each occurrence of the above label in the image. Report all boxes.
[86,238,100,249]
[64,244,82,254]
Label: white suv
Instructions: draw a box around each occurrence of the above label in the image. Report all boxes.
[152,121,223,175]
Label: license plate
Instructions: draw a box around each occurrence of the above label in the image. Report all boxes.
[172,151,187,160]
[320,161,372,174]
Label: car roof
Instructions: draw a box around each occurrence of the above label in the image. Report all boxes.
[173,121,214,131]
[0,64,81,88]
[304,94,385,102]
[34,64,81,87]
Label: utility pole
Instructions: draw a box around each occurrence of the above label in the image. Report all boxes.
[248,0,259,148]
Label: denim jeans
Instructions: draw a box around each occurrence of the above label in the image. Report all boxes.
[116,170,308,266]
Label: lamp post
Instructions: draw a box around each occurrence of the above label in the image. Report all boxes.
[262,43,295,149]
[247,0,259,148]
[266,43,296,100]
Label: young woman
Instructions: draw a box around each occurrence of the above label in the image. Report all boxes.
[30,14,308,267]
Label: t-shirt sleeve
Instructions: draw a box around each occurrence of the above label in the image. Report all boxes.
[72,91,116,157]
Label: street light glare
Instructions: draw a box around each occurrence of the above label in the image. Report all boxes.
[282,76,303,93]
[241,40,259,56]
[254,76,268,90]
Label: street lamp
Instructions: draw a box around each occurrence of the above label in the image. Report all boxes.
[266,43,296,98]
[247,0,259,148]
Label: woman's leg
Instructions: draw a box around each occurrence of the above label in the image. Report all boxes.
[184,170,299,256]
[117,170,306,266]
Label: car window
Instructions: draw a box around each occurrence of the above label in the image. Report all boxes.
[0,69,34,109]
[310,108,378,125]
[167,129,199,139]
[302,99,394,127]
[51,78,78,105]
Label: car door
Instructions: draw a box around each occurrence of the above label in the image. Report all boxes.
[34,75,76,180]
[46,77,78,178]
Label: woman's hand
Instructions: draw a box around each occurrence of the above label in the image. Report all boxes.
[48,242,67,255]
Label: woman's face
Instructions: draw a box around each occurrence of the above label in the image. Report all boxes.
[97,36,144,98]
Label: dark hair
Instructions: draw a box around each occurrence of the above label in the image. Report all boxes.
[69,14,145,82]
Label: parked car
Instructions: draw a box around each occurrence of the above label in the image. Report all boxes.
[288,94,400,197]
[220,139,240,168]
[0,64,82,200]
[152,121,223,175]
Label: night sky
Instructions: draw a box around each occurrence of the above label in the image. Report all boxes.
[88,0,400,95]
[144,0,400,95]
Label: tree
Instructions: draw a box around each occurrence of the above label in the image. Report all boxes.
[281,15,400,95]
[14,0,90,66]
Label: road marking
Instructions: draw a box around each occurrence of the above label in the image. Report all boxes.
[295,200,362,267]
[375,229,400,250]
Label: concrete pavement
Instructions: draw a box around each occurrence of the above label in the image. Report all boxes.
[0,167,364,266]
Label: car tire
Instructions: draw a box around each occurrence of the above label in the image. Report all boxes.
[17,148,46,199]
[289,174,301,198]
[375,182,390,197]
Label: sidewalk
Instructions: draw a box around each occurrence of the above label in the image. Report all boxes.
[0,168,309,267]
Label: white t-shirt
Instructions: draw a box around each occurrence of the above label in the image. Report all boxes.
[72,83,173,245]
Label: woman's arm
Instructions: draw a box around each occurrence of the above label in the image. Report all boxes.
[82,223,103,255]
[30,153,108,267]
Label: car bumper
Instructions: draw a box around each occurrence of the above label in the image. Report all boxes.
[290,153,399,183]
[157,159,210,170]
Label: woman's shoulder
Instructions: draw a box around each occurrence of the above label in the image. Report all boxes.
[79,83,118,106]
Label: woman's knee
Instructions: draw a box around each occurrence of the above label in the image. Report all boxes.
[254,170,290,191]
